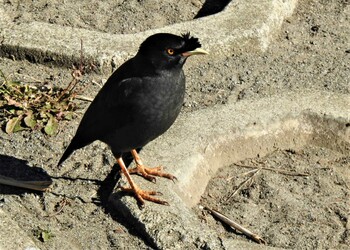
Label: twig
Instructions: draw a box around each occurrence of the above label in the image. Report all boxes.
[79,39,84,73]
[91,80,102,88]
[225,168,261,201]
[45,197,69,217]
[75,95,93,102]
[201,206,266,244]
[234,163,309,177]
[56,75,76,102]
[0,69,8,84]
[56,39,85,102]
[50,191,90,204]
[20,75,45,84]
[226,168,258,181]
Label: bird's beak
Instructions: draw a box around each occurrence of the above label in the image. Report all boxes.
[182,48,209,57]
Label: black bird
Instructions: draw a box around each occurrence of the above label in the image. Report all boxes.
[58,33,208,207]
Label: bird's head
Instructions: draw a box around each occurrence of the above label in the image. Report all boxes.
[137,33,208,71]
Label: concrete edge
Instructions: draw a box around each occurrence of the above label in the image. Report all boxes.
[109,90,350,248]
[0,0,298,69]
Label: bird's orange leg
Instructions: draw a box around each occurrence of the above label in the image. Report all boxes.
[116,157,169,208]
[128,149,177,182]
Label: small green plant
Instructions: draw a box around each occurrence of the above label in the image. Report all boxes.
[0,69,80,135]
[33,227,55,242]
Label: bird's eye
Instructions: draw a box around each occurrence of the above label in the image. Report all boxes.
[167,48,175,55]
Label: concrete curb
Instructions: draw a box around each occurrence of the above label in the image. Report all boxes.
[0,0,297,69]
[111,90,350,249]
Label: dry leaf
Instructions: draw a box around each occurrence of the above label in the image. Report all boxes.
[5,116,24,134]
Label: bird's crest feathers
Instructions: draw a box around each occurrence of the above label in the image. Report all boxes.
[181,32,202,52]
[138,32,202,56]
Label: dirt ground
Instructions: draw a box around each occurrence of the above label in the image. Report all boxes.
[198,146,350,249]
[2,0,203,34]
[0,0,349,249]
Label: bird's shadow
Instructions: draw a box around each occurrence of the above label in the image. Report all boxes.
[95,148,156,247]
[95,148,143,204]
[0,154,52,195]
[53,148,153,246]
[0,150,155,247]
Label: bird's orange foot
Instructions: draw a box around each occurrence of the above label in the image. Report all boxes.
[119,184,169,208]
[128,164,177,183]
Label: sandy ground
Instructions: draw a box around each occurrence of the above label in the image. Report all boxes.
[198,146,350,249]
[2,0,203,34]
[0,0,349,249]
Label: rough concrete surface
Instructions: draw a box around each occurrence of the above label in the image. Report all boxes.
[112,90,349,249]
[0,0,297,68]
[0,0,349,249]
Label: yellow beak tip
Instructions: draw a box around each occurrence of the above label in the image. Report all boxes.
[182,48,209,57]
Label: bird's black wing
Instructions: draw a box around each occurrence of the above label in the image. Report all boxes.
[57,76,143,166]
[79,76,143,138]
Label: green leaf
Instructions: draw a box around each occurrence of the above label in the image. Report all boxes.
[44,114,58,135]
[41,230,53,242]
[34,228,54,242]
[45,102,52,109]
[24,111,37,128]
[5,116,24,134]
[64,112,73,120]
[9,109,16,114]
[39,110,48,118]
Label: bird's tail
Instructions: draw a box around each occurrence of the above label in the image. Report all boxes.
[57,137,87,166]
[57,143,75,167]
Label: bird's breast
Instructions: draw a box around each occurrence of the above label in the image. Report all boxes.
[102,70,185,152]
[137,72,185,133]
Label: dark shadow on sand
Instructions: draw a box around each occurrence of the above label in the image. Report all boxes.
[0,154,52,194]
[95,148,157,248]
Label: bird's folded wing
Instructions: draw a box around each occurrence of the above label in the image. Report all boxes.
[73,77,144,142]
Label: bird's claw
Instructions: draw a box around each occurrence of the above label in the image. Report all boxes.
[145,175,157,183]
[170,175,178,183]
[129,164,177,183]
[119,185,168,208]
